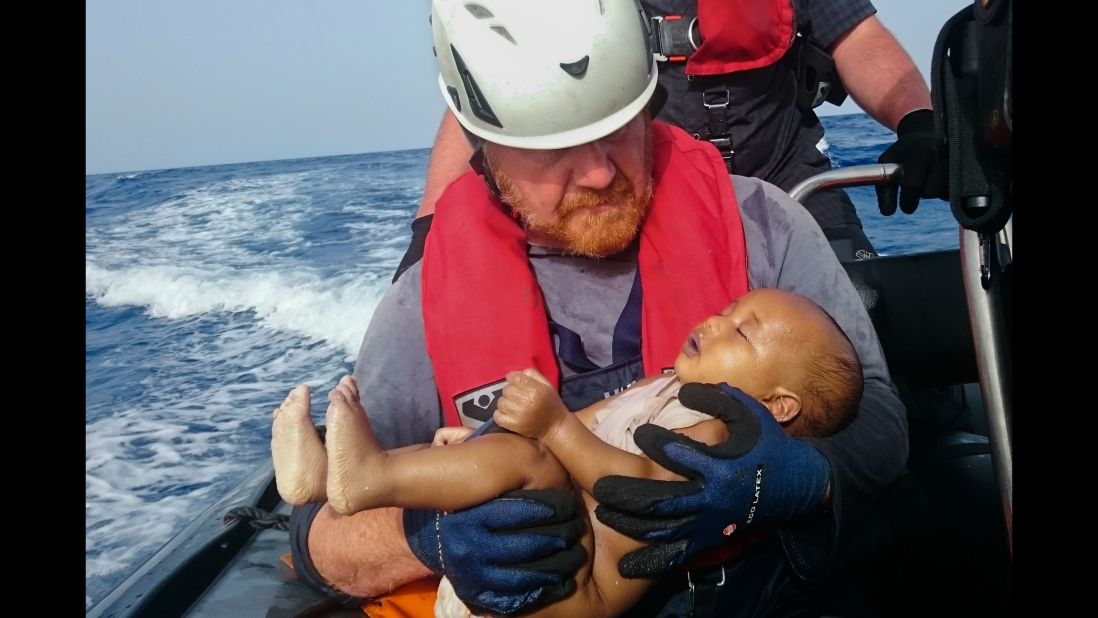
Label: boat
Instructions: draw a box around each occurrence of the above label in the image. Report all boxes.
[87,2,1011,616]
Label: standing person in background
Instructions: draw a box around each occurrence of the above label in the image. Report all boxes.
[393,0,947,283]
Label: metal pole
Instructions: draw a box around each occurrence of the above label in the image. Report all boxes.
[787,163,900,204]
[959,222,1012,554]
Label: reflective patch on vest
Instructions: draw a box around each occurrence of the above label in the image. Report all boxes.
[455,379,507,429]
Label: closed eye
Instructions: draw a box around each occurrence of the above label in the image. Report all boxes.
[528,149,566,167]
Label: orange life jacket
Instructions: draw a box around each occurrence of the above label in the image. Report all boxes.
[359,577,440,618]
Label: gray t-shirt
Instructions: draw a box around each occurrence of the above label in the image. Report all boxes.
[352,174,906,576]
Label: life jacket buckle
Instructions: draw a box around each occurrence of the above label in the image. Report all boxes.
[687,565,727,612]
[650,15,700,63]
[702,88,730,111]
[698,88,734,172]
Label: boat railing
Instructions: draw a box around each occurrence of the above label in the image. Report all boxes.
[788,161,1012,559]
[787,163,900,205]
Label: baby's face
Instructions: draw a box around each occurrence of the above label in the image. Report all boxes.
[673,289,831,398]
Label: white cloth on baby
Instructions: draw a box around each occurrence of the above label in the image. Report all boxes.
[590,375,711,455]
[435,576,479,618]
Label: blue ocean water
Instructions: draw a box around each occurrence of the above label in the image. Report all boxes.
[85,113,958,610]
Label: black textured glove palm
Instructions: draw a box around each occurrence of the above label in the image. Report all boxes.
[876,108,949,215]
[403,488,587,616]
[592,383,831,578]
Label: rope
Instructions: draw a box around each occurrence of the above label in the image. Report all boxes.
[222,506,290,531]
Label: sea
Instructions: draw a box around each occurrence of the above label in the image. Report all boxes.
[85,112,960,610]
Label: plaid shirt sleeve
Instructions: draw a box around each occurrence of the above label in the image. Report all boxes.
[794,0,878,50]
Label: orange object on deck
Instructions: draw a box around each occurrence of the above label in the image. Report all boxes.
[360,577,441,618]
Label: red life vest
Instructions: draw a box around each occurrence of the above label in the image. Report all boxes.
[422,121,750,427]
[687,0,796,76]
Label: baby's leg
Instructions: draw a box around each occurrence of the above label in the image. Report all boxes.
[326,376,575,514]
[271,384,328,505]
[324,375,393,515]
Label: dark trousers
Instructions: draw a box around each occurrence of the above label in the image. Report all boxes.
[621,539,791,618]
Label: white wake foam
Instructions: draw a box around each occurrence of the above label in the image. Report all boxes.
[86,262,384,357]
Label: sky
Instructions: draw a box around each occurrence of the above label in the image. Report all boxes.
[86,0,971,175]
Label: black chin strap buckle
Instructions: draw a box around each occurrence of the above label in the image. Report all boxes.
[650,15,700,63]
[693,88,733,172]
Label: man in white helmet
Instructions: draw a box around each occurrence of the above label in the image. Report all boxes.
[393,0,947,284]
[286,1,905,615]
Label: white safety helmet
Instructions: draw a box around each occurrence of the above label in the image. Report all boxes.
[430,0,658,150]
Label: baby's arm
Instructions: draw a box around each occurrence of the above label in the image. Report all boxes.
[492,372,729,618]
[495,370,666,495]
[432,426,474,446]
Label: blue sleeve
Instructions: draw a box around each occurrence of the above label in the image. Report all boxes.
[793,0,877,51]
[736,175,907,578]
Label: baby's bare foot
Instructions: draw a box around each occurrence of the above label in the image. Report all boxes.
[325,377,385,515]
[337,374,360,400]
[271,385,328,505]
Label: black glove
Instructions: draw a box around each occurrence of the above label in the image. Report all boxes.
[876,108,949,215]
[403,488,587,616]
[592,384,830,578]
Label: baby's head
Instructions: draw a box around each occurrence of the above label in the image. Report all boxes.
[674,288,862,437]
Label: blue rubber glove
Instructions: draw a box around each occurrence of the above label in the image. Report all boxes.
[592,383,831,578]
[404,488,587,616]
[876,108,949,215]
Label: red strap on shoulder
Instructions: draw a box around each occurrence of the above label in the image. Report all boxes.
[686,0,796,76]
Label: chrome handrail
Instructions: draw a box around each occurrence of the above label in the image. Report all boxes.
[787,163,900,204]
